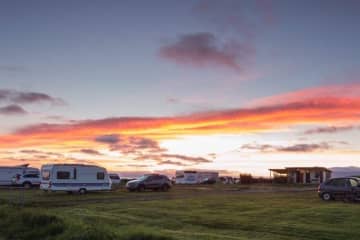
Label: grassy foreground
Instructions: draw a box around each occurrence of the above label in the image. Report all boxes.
[0,185,360,240]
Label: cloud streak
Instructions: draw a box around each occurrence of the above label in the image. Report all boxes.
[304,125,356,135]
[78,149,103,156]
[240,142,332,153]
[0,104,27,115]
[0,89,65,105]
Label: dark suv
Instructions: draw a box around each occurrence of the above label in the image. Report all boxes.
[318,177,360,201]
[126,174,171,192]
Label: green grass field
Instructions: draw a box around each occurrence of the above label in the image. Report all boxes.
[0,185,359,240]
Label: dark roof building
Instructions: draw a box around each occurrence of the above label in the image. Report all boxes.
[269,167,332,184]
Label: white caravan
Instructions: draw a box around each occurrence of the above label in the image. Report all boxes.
[40,164,112,194]
[175,170,219,184]
[0,164,39,186]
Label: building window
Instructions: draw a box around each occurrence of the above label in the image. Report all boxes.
[57,171,70,179]
[97,172,105,180]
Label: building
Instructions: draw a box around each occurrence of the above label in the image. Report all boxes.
[269,167,332,184]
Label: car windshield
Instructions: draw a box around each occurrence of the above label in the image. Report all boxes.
[138,175,150,181]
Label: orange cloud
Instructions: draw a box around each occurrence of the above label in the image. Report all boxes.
[0,92,359,149]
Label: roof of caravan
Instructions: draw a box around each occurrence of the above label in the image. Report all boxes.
[0,165,36,169]
[42,164,105,169]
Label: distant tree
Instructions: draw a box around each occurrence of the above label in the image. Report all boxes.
[239,174,253,184]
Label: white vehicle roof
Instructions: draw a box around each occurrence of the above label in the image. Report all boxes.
[42,164,105,169]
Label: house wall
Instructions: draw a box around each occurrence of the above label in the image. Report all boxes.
[286,170,331,184]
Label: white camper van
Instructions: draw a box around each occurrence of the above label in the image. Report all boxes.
[0,164,39,186]
[175,170,219,184]
[40,164,112,194]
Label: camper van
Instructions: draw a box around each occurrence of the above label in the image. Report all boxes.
[0,164,39,186]
[40,164,112,194]
[175,170,219,184]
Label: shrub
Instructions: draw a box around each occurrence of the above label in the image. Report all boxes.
[0,206,65,240]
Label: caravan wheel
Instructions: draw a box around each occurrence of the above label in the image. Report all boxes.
[79,188,87,195]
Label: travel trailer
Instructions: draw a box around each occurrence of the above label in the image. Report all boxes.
[40,164,112,194]
[175,170,219,184]
[0,164,39,186]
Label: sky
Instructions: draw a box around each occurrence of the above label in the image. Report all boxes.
[0,0,360,176]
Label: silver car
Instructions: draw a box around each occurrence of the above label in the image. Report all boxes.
[12,173,41,188]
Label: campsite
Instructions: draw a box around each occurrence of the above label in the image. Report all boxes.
[1,184,360,240]
[1,1,360,239]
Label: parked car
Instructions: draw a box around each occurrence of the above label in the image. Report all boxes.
[12,173,41,188]
[318,177,360,201]
[120,177,136,185]
[200,178,217,184]
[126,174,171,192]
[109,173,121,185]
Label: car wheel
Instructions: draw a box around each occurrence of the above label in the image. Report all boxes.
[322,192,332,201]
[79,188,87,195]
[138,185,145,192]
[23,182,32,189]
[161,184,169,192]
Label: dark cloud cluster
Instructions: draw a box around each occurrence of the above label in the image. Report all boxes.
[0,104,27,115]
[95,134,212,167]
[0,89,65,116]
[0,89,64,105]
[159,32,253,71]
[96,134,166,155]
[159,1,273,72]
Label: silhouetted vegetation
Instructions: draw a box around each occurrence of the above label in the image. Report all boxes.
[239,174,272,184]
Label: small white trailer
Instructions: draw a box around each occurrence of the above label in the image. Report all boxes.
[175,170,219,184]
[40,164,112,194]
[0,164,39,186]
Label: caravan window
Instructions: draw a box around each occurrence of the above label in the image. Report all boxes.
[57,171,70,179]
[97,172,105,180]
[24,174,39,178]
[42,170,50,180]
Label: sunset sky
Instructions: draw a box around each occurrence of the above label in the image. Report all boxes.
[1,0,360,176]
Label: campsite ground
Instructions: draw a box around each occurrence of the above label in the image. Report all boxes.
[0,184,359,240]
